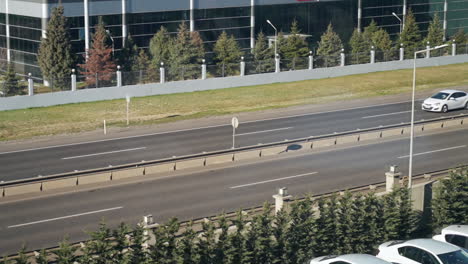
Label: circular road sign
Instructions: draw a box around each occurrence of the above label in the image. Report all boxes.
[231,117,239,129]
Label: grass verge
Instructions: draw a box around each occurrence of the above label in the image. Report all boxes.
[1,63,468,141]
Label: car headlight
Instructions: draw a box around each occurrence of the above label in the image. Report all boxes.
[434,103,440,106]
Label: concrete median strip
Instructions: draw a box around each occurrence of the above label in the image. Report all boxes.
[78,172,112,185]
[112,167,144,180]
[261,146,287,157]
[4,183,42,197]
[145,163,175,175]
[381,128,403,138]
[234,150,261,161]
[423,122,443,131]
[42,177,78,191]
[443,119,462,128]
[175,158,206,170]
[336,134,359,145]
[312,138,336,149]
[205,154,234,166]
[359,131,381,141]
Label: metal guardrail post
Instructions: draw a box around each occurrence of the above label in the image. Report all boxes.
[28,73,34,96]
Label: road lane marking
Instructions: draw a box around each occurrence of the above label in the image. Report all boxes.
[0,100,417,155]
[62,147,146,160]
[236,127,292,136]
[7,206,123,228]
[398,145,467,159]
[362,110,411,119]
[230,172,318,189]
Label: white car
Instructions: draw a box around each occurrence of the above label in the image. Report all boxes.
[433,225,468,250]
[309,254,392,264]
[377,238,468,264]
[422,90,468,113]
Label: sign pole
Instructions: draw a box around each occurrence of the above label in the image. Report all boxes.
[231,117,239,149]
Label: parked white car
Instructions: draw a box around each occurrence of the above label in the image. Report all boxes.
[377,238,468,264]
[433,225,468,250]
[309,254,392,264]
[422,90,468,113]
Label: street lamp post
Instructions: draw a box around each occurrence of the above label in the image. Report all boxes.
[408,44,449,189]
[392,12,403,34]
[106,30,115,57]
[266,20,278,58]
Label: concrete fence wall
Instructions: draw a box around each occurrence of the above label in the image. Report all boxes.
[1,55,467,111]
[1,118,465,199]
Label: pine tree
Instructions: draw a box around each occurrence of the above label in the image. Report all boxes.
[177,221,198,264]
[397,188,419,239]
[136,49,155,84]
[336,192,355,254]
[15,245,29,264]
[272,209,289,264]
[169,23,205,80]
[119,36,139,72]
[349,194,368,253]
[214,215,229,264]
[362,192,384,253]
[315,195,340,255]
[281,20,309,70]
[372,29,394,61]
[349,28,370,64]
[83,221,115,264]
[451,29,467,54]
[253,32,274,73]
[3,63,24,96]
[225,211,246,264]
[425,13,444,47]
[55,237,76,264]
[249,203,273,264]
[112,222,131,264]
[149,26,173,68]
[316,23,343,67]
[432,167,468,231]
[130,223,149,264]
[400,9,423,58]
[213,31,243,77]
[78,19,116,87]
[285,198,315,264]
[149,218,179,264]
[197,220,217,264]
[363,20,379,48]
[37,5,74,90]
[36,249,49,264]
[382,190,401,241]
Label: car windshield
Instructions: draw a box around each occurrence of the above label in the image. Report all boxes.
[431,92,450,100]
[438,249,468,264]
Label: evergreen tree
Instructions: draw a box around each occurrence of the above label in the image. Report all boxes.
[82,221,115,264]
[55,237,76,264]
[177,221,198,264]
[336,192,355,254]
[432,167,468,231]
[130,223,148,264]
[349,28,370,64]
[136,49,155,84]
[285,198,315,264]
[363,20,379,48]
[281,20,309,69]
[15,245,29,264]
[112,223,131,264]
[362,192,384,253]
[451,29,467,54]
[425,13,444,47]
[149,218,179,264]
[315,195,340,255]
[149,26,173,68]
[225,211,246,264]
[213,31,243,77]
[197,220,217,264]
[0,256,10,264]
[349,194,368,253]
[3,63,24,96]
[249,203,273,264]
[397,188,419,239]
[214,215,229,264]
[37,5,74,90]
[252,32,274,73]
[382,190,401,241]
[316,23,343,67]
[36,249,49,264]
[400,9,422,58]
[372,29,394,61]
[276,32,287,59]
[169,22,205,80]
[271,209,289,264]
[119,36,139,72]
[78,19,116,87]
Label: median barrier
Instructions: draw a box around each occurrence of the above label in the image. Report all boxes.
[4,183,42,197]
[423,122,443,131]
[145,163,175,175]
[463,118,468,125]
[112,167,144,180]
[234,150,261,161]
[402,125,424,135]
[359,131,381,141]
[297,142,312,150]
[78,172,112,185]
[175,158,206,170]
[381,128,403,138]
[336,134,359,145]
[205,154,234,166]
[312,138,336,149]
[443,119,462,128]
[42,177,78,191]
[261,146,287,157]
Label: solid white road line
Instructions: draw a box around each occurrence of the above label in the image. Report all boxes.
[62,147,146,160]
[0,100,415,155]
[7,206,123,228]
[230,172,318,189]
[236,127,292,136]
[362,110,411,119]
[398,145,467,159]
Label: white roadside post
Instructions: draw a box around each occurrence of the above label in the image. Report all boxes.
[232,117,239,149]
[103,120,107,135]
[28,73,34,96]
[126,95,131,126]
[409,44,449,189]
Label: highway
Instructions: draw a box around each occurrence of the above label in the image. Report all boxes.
[0,127,467,255]
[1,99,467,182]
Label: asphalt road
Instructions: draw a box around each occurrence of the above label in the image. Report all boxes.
[0,128,467,255]
[1,100,467,182]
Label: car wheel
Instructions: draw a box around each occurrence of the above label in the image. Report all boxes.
[442,105,448,113]
[465,102,468,110]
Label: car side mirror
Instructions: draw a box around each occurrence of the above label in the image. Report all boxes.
[450,97,456,100]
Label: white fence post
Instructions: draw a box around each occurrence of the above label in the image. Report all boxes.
[71,69,77,91]
[370,46,375,64]
[308,51,313,70]
[28,73,34,96]
[400,44,404,61]
[275,54,280,73]
[452,40,457,56]
[426,42,431,59]
[240,56,245,76]
[160,62,165,84]
[340,49,345,67]
[201,59,206,80]
[117,65,122,87]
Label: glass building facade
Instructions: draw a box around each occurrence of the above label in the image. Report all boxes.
[1,0,467,77]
